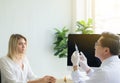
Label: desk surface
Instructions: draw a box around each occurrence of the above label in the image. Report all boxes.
[56,79,73,83]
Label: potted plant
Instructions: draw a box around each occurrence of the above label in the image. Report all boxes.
[53,27,69,58]
[53,18,94,58]
[76,18,94,34]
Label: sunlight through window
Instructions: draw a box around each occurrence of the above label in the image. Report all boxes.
[95,0,120,34]
[76,0,120,34]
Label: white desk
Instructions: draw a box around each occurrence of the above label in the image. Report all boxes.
[56,79,73,83]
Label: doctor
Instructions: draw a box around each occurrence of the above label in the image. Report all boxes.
[71,32,120,83]
[0,34,56,83]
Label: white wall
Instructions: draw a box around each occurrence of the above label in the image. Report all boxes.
[0,0,85,79]
[0,0,72,79]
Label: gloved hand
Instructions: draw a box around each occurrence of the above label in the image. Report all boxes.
[79,52,90,72]
[71,51,80,66]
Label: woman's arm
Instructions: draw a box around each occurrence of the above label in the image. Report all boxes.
[28,76,56,83]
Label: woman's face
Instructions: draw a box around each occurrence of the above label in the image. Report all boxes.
[16,38,27,54]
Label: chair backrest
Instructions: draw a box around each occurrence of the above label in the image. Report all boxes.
[0,71,2,83]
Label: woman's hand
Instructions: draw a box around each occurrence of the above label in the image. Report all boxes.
[40,75,56,83]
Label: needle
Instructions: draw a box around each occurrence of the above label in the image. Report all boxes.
[75,43,79,52]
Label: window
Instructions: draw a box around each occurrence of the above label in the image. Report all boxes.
[95,0,120,34]
[75,0,120,34]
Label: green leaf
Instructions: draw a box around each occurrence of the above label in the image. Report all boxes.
[76,18,94,34]
[53,27,69,58]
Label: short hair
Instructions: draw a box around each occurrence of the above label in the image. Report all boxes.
[100,32,120,55]
[7,34,27,59]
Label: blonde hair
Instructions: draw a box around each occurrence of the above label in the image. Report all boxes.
[7,34,27,59]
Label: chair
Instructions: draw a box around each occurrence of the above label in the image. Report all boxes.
[0,71,1,83]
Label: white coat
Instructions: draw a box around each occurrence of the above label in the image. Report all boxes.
[0,56,37,83]
[71,56,120,83]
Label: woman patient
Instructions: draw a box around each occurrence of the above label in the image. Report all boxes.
[0,34,56,83]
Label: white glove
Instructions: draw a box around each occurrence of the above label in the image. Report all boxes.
[71,51,80,66]
[79,52,90,72]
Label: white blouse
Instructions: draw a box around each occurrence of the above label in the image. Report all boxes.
[0,56,37,83]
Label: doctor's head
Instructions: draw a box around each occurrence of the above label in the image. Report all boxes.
[7,34,27,60]
[95,32,120,61]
